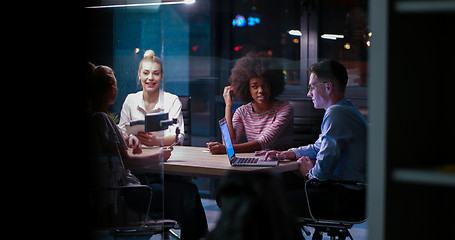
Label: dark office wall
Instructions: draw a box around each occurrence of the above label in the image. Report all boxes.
[386,10,455,239]
[112,6,190,116]
[387,13,452,168]
[85,9,114,67]
[85,6,191,117]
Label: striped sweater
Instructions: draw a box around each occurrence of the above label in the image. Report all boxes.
[232,101,294,150]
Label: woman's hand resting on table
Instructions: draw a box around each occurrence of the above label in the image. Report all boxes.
[206,142,227,154]
[127,135,142,154]
[160,147,173,162]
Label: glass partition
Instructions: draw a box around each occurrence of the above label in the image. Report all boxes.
[85,1,369,238]
[86,0,369,144]
[86,2,170,236]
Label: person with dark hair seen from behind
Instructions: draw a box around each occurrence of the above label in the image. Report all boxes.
[257,60,367,221]
[207,51,294,154]
[87,63,172,225]
[207,171,304,240]
[87,63,207,240]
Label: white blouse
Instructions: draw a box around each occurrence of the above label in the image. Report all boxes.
[118,90,185,144]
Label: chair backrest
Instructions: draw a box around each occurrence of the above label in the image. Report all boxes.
[304,179,367,223]
[288,99,325,147]
[179,96,191,146]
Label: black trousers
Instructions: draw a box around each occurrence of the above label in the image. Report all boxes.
[282,171,366,221]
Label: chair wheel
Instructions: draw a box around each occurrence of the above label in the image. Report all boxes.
[302,226,311,236]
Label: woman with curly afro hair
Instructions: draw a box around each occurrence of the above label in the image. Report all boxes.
[207,52,294,154]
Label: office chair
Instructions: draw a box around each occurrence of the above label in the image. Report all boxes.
[298,179,367,240]
[90,185,180,240]
[288,99,324,147]
[178,96,191,146]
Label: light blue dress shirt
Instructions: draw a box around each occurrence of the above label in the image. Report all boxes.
[290,98,367,184]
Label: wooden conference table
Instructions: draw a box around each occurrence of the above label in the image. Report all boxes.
[130,146,299,178]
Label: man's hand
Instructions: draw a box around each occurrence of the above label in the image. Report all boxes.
[297,156,314,176]
[255,150,296,161]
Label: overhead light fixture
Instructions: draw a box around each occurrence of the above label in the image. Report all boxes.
[321,34,344,40]
[288,30,302,37]
[86,0,195,9]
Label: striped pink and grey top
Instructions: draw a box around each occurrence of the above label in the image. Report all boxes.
[232,101,294,151]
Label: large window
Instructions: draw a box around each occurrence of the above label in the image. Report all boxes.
[229,0,302,85]
[314,0,369,107]
[85,0,369,143]
[212,0,369,106]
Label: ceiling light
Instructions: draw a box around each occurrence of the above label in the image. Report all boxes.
[321,34,344,40]
[86,0,195,9]
[288,30,302,37]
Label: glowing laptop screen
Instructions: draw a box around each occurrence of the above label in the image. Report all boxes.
[219,118,235,160]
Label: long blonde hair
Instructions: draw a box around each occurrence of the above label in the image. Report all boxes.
[137,49,163,76]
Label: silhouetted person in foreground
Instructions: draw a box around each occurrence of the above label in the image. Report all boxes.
[207,171,304,240]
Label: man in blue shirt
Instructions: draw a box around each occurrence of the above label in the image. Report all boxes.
[258,60,367,218]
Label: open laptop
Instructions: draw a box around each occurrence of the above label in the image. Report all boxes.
[219,118,278,167]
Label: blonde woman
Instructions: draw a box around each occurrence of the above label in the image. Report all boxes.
[118,50,184,146]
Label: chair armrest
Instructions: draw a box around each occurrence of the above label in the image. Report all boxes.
[305,178,366,187]
[106,184,152,191]
[102,185,153,216]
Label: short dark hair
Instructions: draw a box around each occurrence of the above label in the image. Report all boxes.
[308,60,348,92]
[229,52,285,103]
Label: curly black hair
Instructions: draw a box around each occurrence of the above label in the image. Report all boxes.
[229,52,285,103]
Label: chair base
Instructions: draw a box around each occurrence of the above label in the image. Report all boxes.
[110,219,179,239]
[312,225,353,240]
[299,218,359,240]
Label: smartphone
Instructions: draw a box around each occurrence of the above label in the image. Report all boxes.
[165,140,180,149]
